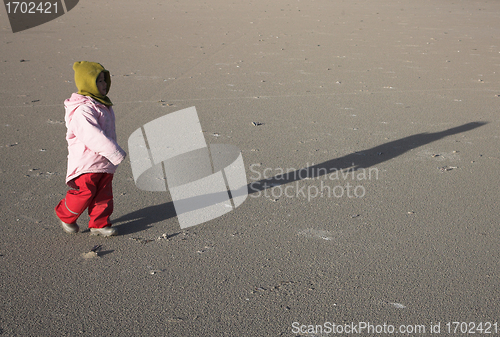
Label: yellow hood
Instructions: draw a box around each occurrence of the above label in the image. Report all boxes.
[73,61,112,106]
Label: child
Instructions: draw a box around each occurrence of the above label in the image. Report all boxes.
[54,61,126,236]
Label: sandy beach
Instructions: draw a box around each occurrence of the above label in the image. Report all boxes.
[1,0,500,335]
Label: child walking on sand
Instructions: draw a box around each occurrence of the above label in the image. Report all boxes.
[55,61,126,236]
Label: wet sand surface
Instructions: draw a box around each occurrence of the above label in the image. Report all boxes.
[1,0,500,335]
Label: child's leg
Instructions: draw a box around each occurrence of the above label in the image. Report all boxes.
[55,173,100,224]
[87,173,114,229]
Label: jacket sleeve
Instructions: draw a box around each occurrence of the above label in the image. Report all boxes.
[70,105,127,165]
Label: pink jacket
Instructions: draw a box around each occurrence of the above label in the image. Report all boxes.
[64,93,126,188]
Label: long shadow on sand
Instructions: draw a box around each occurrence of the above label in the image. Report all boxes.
[114,122,486,235]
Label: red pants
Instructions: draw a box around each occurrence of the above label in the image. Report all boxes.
[55,173,114,229]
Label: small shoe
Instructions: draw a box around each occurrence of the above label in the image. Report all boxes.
[55,209,79,234]
[90,226,118,237]
[61,220,79,234]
